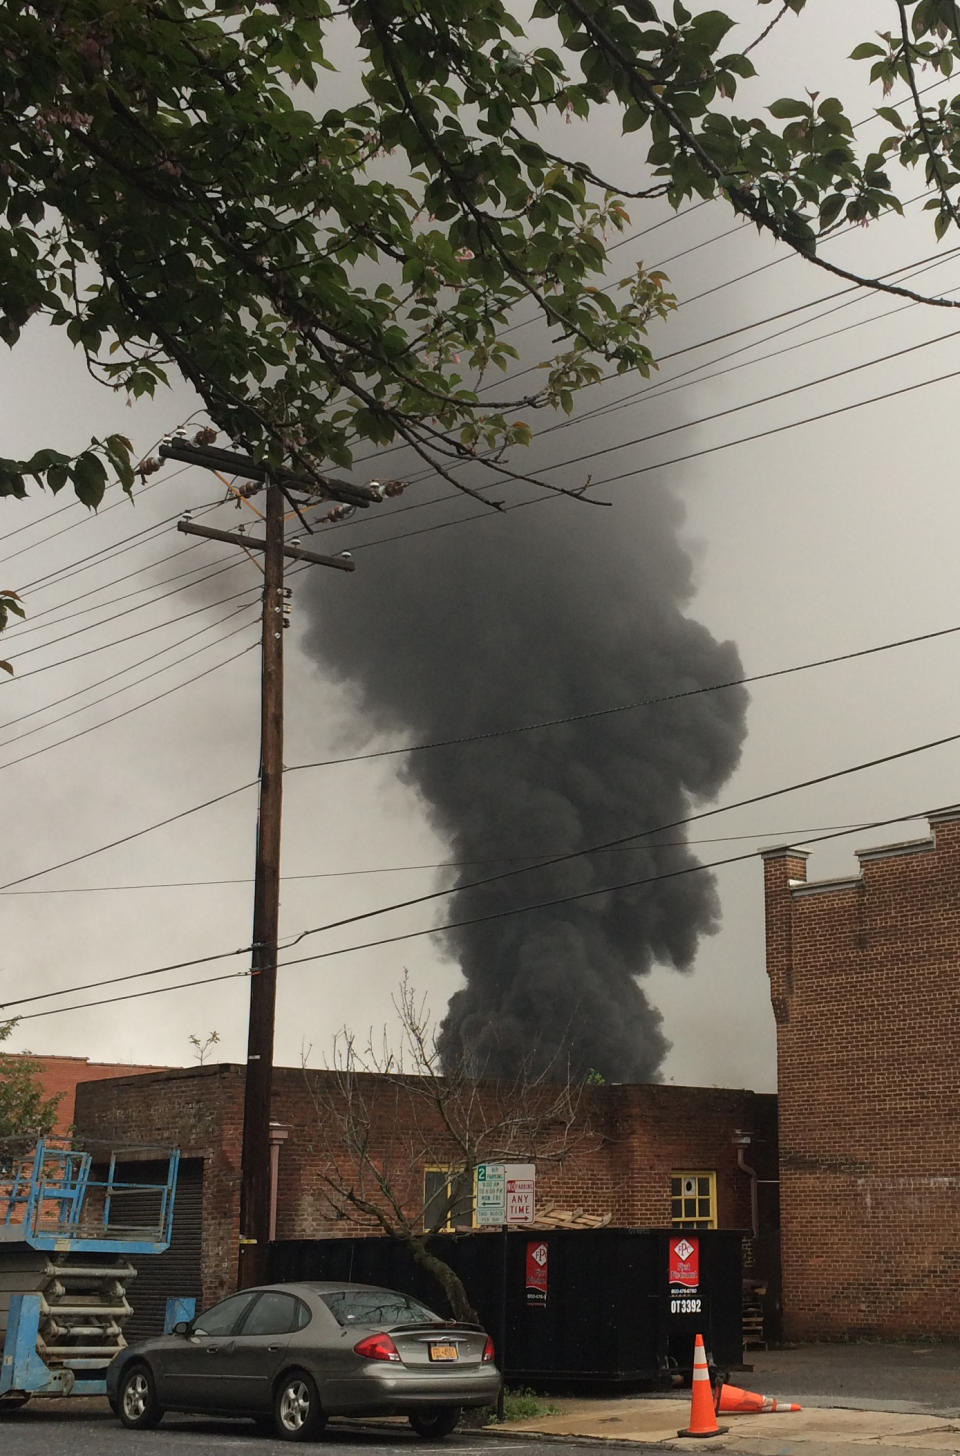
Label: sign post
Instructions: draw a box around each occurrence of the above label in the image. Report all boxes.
[476,1162,536,1419]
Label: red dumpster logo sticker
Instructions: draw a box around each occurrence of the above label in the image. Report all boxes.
[669,1235,699,1289]
[525,1240,548,1306]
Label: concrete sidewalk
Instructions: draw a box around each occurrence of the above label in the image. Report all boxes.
[490,1396,960,1454]
[488,1345,960,1455]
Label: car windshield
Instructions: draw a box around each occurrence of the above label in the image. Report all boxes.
[320,1288,442,1327]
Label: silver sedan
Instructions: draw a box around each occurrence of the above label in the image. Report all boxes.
[105,1280,501,1442]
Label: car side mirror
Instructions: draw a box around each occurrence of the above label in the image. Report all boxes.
[172,1321,192,1337]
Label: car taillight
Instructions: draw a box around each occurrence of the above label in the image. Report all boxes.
[353,1332,401,1363]
[482,1335,495,1363]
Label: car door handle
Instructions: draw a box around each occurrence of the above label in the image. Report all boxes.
[267,1345,281,1353]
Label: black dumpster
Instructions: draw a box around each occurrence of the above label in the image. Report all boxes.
[266,1227,742,1387]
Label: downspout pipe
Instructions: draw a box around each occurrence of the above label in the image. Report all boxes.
[268,1124,289,1243]
[735,1142,760,1240]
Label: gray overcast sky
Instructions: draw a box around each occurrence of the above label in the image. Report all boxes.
[2,1,958,1089]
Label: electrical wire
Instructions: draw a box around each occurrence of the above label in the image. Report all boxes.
[13,540,208,624]
[0,778,259,894]
[3,579,262,683]
[0,607,264,735]
[0,473,178,570]
[0,804,941,1021]
[505,319,960,485]
[0,623,258,772]
[345,354,960,554]
[16,491,225,598]
[14,510,197,596]
[5,575,959,897]
[7,554,255,662]
[284,615,960,774]
[4,541,220,639]
[0,819,913,894]
[338,241,960,509]
[0,611,257,750]
[4,721,960,1005]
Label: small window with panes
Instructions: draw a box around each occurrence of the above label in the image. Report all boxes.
[670,1171,717,1228]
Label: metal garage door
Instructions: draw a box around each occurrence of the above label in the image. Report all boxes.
[115,1157,204,1345]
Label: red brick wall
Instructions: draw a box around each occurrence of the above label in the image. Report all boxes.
[74,1065,244,1305]
[15,1055,172,1134]
[763,808,960,1338]
[75,1066,776,1307]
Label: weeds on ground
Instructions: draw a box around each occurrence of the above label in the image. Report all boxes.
[489,1388,562,1423]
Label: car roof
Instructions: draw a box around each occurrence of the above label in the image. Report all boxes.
[245,1280,426,1297]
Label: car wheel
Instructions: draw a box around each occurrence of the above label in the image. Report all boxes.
[409,1406,462,1439]
[274,1369,326,1441]
[117,1363,163,1430]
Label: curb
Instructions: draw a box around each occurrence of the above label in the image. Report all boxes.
[482,1430,664,1449]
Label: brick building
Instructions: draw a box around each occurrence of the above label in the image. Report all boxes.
[16,1054,172,1134]
[762,805,960,1339]
[73,1065,778,1313]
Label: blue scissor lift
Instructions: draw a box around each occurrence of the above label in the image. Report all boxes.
[0,1139,179,1410]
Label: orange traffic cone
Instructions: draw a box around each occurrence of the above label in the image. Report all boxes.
[717,1382,802,1414]
[677,1334,729,1439]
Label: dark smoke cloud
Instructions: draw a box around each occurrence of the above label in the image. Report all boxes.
[300,469,747,1083]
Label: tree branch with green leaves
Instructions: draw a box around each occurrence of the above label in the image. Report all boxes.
[3,0,960,525]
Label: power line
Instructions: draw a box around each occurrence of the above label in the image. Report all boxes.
[8,969,252,1021]
[284,615,960,774]
[7,554,253,662]
[546,250,960,429]
[14,508,195,594]
[13,539,207,623]
[275,730,960,958]
[0,819,908,895]
[0,607,263,734]
[0,778,258,893]
[516,319,960,485]
[346,354,960,555]
[0,624,258,773]
[0,805,939,1021]
[16,492,225,597]
[0,611,257,751]
[377,236,912,522]
[337,240,960,520]
[6,723,960,1013]
[0,473,177,570]
[4,540,221,639]
[5,586,959,899]
[3,579,262,683]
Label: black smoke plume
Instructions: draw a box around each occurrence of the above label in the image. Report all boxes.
[300,471,747,1083]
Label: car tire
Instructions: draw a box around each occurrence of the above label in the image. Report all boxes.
[409,1406,462,1439]
[274,1369,326,1442]
[117,1363,163,1429]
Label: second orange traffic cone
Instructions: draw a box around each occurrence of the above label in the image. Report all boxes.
[717,1382,802,1414]
[677,1334,729,1439]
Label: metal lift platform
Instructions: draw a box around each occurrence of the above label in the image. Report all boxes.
[0,1138,179,1407]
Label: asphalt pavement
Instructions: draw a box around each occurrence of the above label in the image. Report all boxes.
[4,1346,960,1456]
[0,1403,594,1456]
[745,1341,960,1414]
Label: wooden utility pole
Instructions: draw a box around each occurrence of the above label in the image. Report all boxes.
[161,437,377,1288]
[237,478,283,1290]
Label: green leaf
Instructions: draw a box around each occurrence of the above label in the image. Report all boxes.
[769,98,811,119]
[71,452,108,509]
